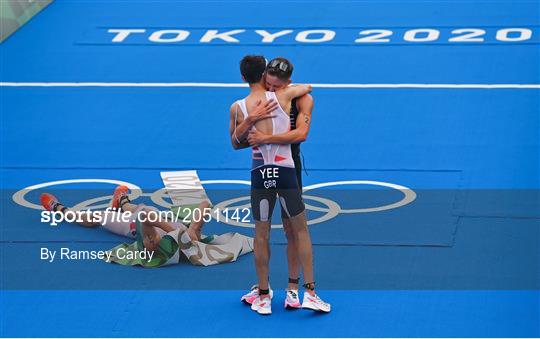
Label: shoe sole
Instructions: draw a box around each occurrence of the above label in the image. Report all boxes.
[241,291,274,305]
[241,298,254,305]
[285,302,302,309]
[251,305,272,315]
[302,303,331,313]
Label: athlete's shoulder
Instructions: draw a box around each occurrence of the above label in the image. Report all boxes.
[229,101,238,112]
[229,100,243,117]
[230,97,245,110]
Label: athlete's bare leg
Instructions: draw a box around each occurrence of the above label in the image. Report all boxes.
[118,201,138,213]
[288,211,316,295]
[186,200,210,241]
[45,200,102,227]
[254,220,271,297]
[283,218,300,290]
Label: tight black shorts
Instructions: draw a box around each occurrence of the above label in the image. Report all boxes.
[281,151,302,219]
[251,165,305,222]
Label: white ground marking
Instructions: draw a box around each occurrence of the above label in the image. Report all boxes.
[1,82,539,89]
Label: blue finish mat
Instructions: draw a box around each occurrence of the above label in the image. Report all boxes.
[1,0,539,337]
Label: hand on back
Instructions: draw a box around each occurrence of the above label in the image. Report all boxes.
[247,99,278,124]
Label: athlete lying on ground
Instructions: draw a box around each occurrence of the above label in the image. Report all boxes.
[40,185,206,249]
[40,185,253,267]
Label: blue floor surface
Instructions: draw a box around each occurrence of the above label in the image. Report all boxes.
[1,0,539,337]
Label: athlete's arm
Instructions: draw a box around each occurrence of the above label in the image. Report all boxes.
[229,100,277,150]
[284,84,312,101]
[229,102,250,149]
[248,94,313,146]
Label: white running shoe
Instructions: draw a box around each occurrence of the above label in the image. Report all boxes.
[251,296,272,315]
[302,292,331,313]
[240,284,273,305]
[284,289,301,309]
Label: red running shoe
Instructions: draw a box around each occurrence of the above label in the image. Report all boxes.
[40,193,61,211]
[111,185,130,210]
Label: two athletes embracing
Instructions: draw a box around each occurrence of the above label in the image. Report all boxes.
[229,55,331,315]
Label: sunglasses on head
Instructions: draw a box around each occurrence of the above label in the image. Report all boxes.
[267,59,290,72]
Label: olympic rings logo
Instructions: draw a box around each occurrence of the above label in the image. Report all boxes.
[12,178,416,229]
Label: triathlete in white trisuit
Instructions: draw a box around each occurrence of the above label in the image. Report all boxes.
[229,55,331,315]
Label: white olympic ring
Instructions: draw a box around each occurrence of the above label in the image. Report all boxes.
[11,178,416,229]
[302,180,417,213]
[12,179,142,211]
[212,194,341,229]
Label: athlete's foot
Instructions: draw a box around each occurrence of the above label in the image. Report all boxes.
[40,193,64,212]
[302,292,331,313]
[111,185,129,210]
[251,295,272,315]
[284,289,301,309]
[241,284,274,305]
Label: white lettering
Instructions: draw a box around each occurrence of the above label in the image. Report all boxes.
[50,211,63,226]
[60,247,70,259]
[404,29,440,42]
[41,248,56,262]
[108,29,146,42]
[40,211,50,223]
[149,30,190,43]
[255,30,293,43]
[496,28,532,42]
[295,30,335,43]
[200,29,245,43]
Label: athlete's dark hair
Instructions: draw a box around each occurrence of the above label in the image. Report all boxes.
[240,55,266,84]
[266,57,293,80]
